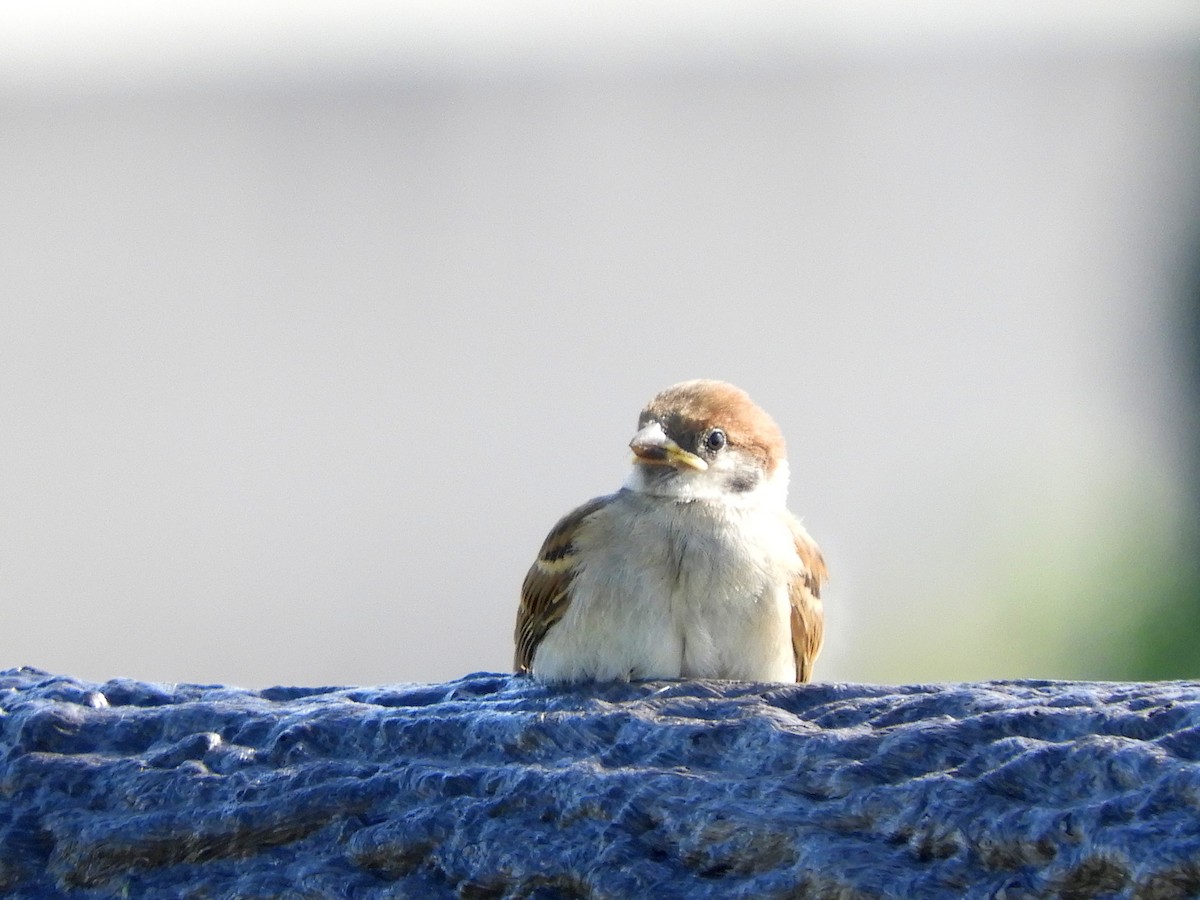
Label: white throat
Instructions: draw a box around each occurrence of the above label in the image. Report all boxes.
[623,458,790,509]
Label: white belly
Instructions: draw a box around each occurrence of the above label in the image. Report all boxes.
[532,495,797,682]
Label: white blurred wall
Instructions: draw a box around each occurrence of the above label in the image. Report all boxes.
[2,3,1199,686]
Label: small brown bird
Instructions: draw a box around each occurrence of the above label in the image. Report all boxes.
[515,379,826,683]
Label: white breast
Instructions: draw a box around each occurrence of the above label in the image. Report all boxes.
[531,491,798,682]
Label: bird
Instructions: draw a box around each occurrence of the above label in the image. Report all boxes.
[514,379,826,683]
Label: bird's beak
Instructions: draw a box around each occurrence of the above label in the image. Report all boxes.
[629,421,708,471]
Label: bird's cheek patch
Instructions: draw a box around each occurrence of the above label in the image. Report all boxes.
[726,467,762,493]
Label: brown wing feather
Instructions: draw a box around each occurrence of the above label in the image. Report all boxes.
[788,518,827,683]
[514,494,615,674]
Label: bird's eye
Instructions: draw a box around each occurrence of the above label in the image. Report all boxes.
[705,429,726,453]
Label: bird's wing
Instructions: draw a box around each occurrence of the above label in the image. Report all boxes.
[788,517,827,683]
[514,494,616,674]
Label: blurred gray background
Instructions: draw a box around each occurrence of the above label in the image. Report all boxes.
[3,2,1199,688]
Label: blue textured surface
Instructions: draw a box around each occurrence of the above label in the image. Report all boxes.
[1,668,1199,898]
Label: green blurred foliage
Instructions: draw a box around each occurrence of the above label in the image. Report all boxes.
[1120,559,1200,680]
[1117,242,1200,680]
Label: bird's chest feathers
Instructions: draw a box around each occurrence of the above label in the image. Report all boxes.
[663,513,756,602]
[586,499,789,611]
[538,492,801,682]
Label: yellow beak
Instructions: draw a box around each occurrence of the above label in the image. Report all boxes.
[629,421,708,471]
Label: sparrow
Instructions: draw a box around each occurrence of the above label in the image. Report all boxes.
[514,379,826,683]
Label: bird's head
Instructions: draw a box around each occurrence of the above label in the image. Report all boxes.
[625,379,789,505]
